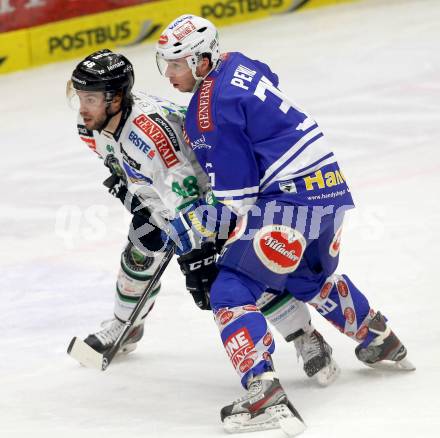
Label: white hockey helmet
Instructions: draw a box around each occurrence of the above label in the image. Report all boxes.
[156,15,220,81]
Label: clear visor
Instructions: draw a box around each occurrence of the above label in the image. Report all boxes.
[66,80,106,111]
[156,54,192,77]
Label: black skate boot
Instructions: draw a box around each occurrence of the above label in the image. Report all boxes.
[84,318,144,355]
[293,329,340,386]
[355,312,415,371]
[221,371,306,436]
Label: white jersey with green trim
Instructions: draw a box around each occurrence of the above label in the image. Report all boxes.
[77,91,209,222]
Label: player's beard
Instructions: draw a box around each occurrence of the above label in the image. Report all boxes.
[84,112,108,131]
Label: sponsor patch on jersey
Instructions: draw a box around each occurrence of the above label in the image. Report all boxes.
[224,327,256,370]
[172,20,196,41]
[198,78,215,132]
[329,224,343,257]
[120,143,141,170]
[80,136,97,152]
[128,130,155,159]
[191,134,211,150]
[303,168,346,191]
[279,179,297,194]
[77,123,97,152]
[253,225,306,274]
[77,124,93,137]
[133,114,180,168]
[122,161,152,185]
[148,113,180,151]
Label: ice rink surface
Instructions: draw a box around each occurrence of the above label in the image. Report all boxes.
[1,0,439,436]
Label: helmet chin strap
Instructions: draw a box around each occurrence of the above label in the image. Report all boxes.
[97,106,122,133]
[190,60,216,93]
[97,92,123,133]
[191,77,204,93]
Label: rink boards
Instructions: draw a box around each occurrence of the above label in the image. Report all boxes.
[0,0,359,75]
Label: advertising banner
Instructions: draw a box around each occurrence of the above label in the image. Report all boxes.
[0,0,359,75]
[0,28,30,73]
[0,0,163,33]
[28,0,297,67]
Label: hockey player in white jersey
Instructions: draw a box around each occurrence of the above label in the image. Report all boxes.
[67,49,339,386]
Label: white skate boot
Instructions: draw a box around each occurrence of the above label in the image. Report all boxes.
[294,329,340,386]
[84,318,144,355]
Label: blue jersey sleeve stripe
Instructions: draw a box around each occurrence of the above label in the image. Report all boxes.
[260,131,324,190]
[293,152,334,176]
[213,185,260,197]
[219,196,258,215]
[260,127,322,187]
[215,192,259,201]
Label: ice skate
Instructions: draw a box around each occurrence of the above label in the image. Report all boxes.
[84,318,144,355]
[294,329,340,386]
[355,312,415,371]
[221,371,306,436]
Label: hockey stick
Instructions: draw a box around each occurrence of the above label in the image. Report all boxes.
[67,245,175,371]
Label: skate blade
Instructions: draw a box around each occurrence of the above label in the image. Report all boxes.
[223,404,306,436]
[67,337,104,370]
[119,343,137,355]
[365,357,416,372]
[315,359,341,387]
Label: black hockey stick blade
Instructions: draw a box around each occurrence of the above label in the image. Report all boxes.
[67,336,104,370]
[67,245,175,371]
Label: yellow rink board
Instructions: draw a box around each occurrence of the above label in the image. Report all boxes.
[0,0,359,75]
[0,29,31,74]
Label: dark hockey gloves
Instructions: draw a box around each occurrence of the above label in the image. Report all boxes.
[177,242,218,310]
[129,214,168,253]
[103,154,150,218]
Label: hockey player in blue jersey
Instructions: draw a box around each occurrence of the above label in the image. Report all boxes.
[156,15,415,435]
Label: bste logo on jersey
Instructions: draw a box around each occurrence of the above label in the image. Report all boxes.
[128,130,155,159]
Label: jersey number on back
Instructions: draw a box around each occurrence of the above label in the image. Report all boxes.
[254,76,315,132]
